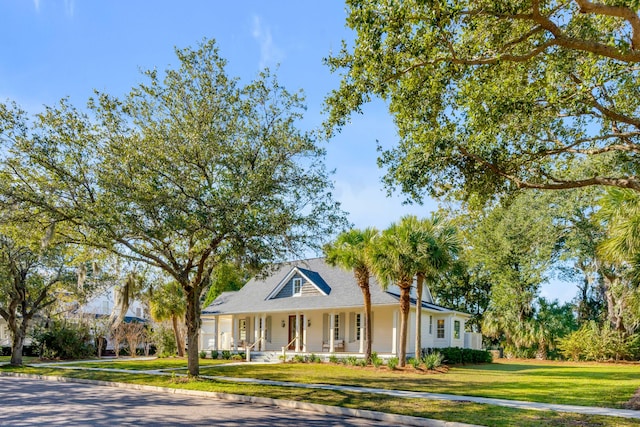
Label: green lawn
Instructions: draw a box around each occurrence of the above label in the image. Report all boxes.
[197,359,640,408]
[4,358,640,426]
[58,357,231,370]
[2,363,639,427]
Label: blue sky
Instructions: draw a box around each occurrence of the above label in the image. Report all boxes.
[0,1,575,302]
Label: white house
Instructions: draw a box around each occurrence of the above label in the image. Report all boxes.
[200,258,481,357]
[0,318,10,348]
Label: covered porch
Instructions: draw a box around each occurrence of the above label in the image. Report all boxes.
[200,306,400,355]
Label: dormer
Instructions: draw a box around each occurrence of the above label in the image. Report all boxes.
[266,266,331,300]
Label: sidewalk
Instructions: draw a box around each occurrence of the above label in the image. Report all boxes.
[27,360,640,420]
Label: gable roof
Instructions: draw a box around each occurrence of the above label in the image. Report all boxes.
[202,257,469,317]
[265,266,331,299]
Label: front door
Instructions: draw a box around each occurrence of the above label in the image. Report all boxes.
[288,315,304,350]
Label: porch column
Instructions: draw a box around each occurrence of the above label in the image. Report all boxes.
[254,315,259,347]
[214,316,219,351]
[260,314,266,351]
[302,314,307,352]
[329,311,335,353]
[295,312,301,352]
[232,315,238,351]
[359,310,364,354]
[392,310,398,355]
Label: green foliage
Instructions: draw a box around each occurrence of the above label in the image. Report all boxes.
[345,355,359,366]
[558,322,640,361]
[202,262,249,308]
[370,352,383,368]
[386,357,399,370]
[308,353,322,363]
[292,354,307,363]
[328,353,339,364]
[408,357,421,369]
[231,354,243,361]
[423,352,444,370]
[221,350,232,360]
[326,0,640,204]
[33,321,94,360]
[0,38,346,376]
[210,350,218,360]
[427,347,492,365]
[199,350,207,359]
[150,325,177,358]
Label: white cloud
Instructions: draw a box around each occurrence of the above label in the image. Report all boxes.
[251,15,284,69]
[32,0,74,17]
[64,0,74,17]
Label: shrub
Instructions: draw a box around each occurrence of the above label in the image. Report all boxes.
[371,352,383,368]
[221,350,231,360]
[424,347,492,364]
[309,353,322,363]
[328,354,339,364]
[150,326,177,357]
[345,355,358,366]
[33,321,95,360]
[356,359,367,367]
[423,352,444,370]
[211,350,219,359]
[231,354,243,361]
[558,322,640,361]
[292,354,306,363]
[408,357,421,369]
[199,350,207,359]
[387,356,399,370]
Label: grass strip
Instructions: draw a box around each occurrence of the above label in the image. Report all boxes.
[2,364,639,427]
[197,359,640,408]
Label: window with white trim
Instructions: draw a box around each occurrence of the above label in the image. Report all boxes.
[437,319,445,339]
[239,319,247,341]
[292,278,302,296]
[429,315,433,334]
[355,313,361,341]
[454,320,461,339]
[334,314,340,340]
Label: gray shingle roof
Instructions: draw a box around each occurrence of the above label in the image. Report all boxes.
[202,257,468,317]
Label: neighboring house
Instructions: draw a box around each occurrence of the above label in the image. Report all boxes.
[0,317,10,348]
[79,286,147,321]
[201,258,481,356]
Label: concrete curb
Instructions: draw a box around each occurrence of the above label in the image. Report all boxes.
[0,372,479,427]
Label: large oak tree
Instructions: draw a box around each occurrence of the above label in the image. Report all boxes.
[0,39,345,376]
[326,0,640,203]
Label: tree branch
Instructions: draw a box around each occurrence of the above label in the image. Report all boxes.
[575,0,640,49]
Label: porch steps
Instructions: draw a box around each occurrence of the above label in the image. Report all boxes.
[248,351,279,363]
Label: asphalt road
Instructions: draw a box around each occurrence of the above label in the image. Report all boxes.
[0,376,392,426]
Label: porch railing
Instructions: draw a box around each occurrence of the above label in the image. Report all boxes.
[281,335,299,361]
[245,337,266,362]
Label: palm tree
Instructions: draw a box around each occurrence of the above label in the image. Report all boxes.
[368,219,418,367]
[410,214,459,360]
[324,228,378,363]
[149,281,186,357]
[598,188,640,279]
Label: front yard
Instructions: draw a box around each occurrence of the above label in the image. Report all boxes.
[4,358,640,426]
[200,359,640,408]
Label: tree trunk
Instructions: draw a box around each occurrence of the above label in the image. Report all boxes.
[172,315,185,357]
[398,283,411,367]
[361,284,372,364]
[355,268,373,364]
[185,285,201,377]
[10,326,25,366]
[415,273,424,360]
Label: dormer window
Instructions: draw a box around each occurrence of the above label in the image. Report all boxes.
[293,278,302,296]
